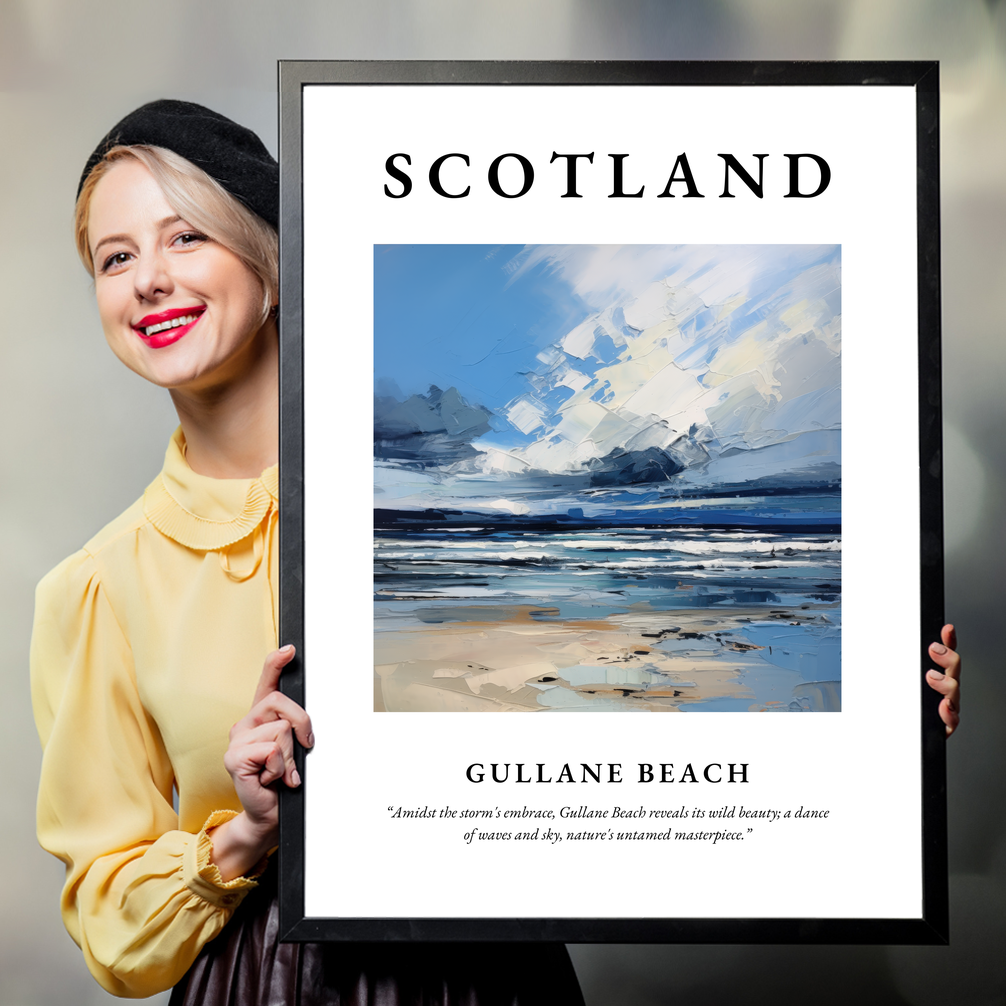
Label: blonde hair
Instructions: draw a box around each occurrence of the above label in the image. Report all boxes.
[75,145,278,322]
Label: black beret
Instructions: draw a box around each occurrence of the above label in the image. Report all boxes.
[78,99,278,228]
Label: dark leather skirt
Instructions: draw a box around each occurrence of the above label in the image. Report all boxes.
[169,869,585,1006]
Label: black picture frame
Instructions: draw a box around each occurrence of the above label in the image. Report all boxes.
[277,60,945,944]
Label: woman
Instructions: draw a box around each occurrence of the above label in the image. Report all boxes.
[31,100,586,1004]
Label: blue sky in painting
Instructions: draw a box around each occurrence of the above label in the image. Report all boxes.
[374,244,841,517]
[374,244,589,415]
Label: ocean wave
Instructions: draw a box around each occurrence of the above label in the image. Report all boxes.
[377,535,839,552]
[376,546,840,565]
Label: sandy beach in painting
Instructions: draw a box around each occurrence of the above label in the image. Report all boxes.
[373,521,842,712]
[375,601,841,713]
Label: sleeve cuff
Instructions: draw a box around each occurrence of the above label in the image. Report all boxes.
[182,810,269,909]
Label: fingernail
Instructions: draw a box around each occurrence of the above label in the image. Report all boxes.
[927,669,944,679]
[931,643,947,655]
[280,644,295,654]
[292,768,301,787]
[307,732,315,748]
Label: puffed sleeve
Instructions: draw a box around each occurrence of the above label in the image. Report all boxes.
[31,549,261,998]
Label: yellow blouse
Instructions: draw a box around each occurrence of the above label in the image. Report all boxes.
[31,428,279,998]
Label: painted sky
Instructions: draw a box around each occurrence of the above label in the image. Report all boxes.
[374,244,841,515]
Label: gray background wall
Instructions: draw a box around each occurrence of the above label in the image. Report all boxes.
[1,2,1003,1003]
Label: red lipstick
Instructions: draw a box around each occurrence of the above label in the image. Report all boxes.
[132,306,206,349]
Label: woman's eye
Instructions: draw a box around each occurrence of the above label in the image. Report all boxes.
[173,231,208,248]
[101,251,132,273]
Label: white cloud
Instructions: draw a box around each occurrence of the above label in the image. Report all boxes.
[492,245,841,477]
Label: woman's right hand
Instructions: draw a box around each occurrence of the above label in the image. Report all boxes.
[209,645,314,881]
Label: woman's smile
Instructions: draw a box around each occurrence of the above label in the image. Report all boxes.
[133,306,207,348]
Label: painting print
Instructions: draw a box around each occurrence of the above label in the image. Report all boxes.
[373,244,841,713]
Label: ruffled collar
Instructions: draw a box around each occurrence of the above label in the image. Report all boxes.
[143,428,278,551]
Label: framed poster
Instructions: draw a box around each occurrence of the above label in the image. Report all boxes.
[277,61,946,943]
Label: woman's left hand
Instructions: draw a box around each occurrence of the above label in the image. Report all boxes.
[926,624,960,737]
